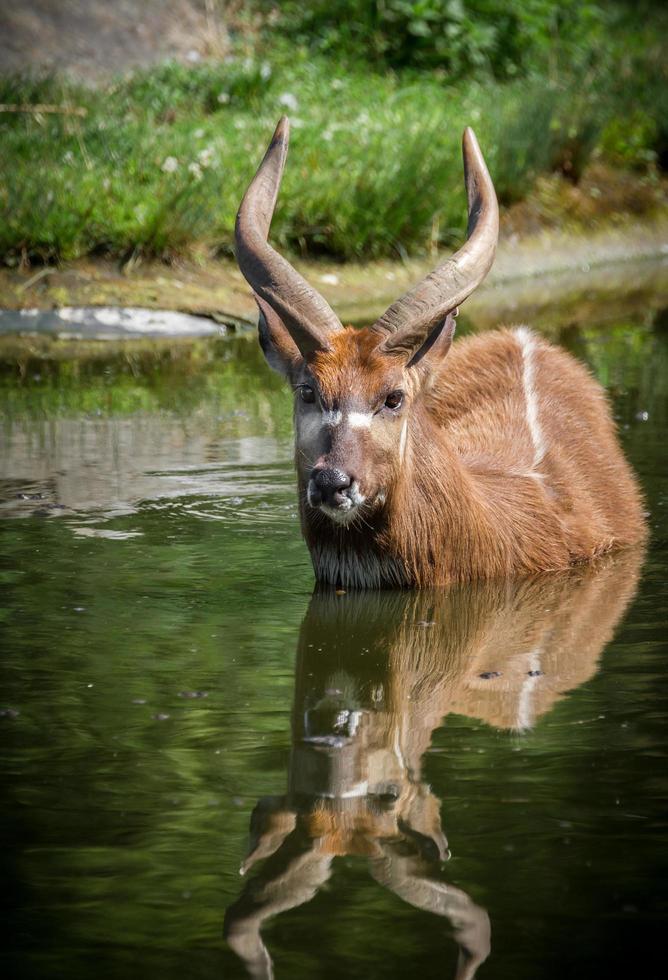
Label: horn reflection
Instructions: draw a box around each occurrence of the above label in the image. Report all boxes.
[225,549,642,979]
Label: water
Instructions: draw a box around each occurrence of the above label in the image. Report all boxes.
[1,293,667,979]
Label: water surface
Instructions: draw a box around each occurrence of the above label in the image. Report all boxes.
[1,297,667,979]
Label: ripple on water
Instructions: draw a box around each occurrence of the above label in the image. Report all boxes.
[180,496,299,527]
[132,460,299,528]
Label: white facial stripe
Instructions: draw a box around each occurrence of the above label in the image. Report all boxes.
[399,419,408,464]
[301,408,373,433]
[347,412,372,429]
[322,409,342,428]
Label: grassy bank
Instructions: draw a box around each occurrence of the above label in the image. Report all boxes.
[0,8,666,264]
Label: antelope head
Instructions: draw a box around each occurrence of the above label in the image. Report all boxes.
[235,117,499,527]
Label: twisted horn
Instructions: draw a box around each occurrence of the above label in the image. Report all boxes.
[371,127,499,359]
[235,117,343,357]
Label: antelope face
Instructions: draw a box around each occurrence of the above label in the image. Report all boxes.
[291,678,446,857]
[256,313,456,527]
[294,329,411,525]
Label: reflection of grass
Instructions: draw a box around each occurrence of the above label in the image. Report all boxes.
[0,334,293,436]
[2,314,664,432]
[0,31,665,264]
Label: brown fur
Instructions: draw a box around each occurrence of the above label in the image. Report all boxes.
[277,324,647,588]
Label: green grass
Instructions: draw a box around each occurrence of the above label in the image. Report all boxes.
[0,32,665,265]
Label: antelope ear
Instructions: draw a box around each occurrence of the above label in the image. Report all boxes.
[406,311,457,372]
[256,296,303,381]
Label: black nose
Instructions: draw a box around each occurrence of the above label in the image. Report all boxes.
[311,467,351,505]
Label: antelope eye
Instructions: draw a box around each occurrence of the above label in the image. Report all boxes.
[384,390,403,410]
[299,385,316,404]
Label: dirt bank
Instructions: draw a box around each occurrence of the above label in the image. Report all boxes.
[1,214,667,329]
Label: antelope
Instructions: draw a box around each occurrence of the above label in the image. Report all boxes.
[224,549,642,979]
[235,118,646,588]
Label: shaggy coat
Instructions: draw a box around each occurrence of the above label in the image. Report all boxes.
[292,324,646,588]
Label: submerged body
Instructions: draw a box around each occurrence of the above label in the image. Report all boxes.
[298,326,645,588]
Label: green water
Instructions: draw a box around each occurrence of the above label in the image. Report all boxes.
[1,300,667,979]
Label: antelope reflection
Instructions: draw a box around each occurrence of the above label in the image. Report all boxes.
[225,550,642,978]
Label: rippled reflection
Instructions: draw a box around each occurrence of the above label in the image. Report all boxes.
[225,549,642,979]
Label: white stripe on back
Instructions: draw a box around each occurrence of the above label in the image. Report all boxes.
[516,647,542,732]
[515,327,546,470]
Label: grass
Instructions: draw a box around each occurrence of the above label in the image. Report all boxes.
[0,30,666,265]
